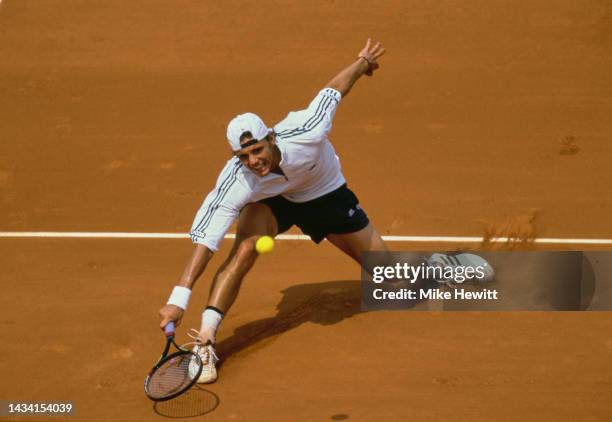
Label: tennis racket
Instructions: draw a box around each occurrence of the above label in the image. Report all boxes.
[144,322,203,401]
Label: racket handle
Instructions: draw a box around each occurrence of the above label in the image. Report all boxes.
[164,321,176,337]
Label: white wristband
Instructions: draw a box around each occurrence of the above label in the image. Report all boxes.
[167,286,191,310]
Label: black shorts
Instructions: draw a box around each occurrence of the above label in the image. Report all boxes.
[259,184,370,243]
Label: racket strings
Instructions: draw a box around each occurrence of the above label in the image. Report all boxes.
[147,354,197,399]
[145,331,206,400]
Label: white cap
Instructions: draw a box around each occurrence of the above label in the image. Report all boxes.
[226,113,271,151]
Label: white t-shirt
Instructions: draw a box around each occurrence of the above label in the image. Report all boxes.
[190,88,346,252]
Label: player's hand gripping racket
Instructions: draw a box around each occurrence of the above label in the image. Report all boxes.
[144,322,203,401]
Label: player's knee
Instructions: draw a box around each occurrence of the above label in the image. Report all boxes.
[237,203,277,237]
[235,236,258,262]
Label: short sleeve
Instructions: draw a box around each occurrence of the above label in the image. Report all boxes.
[190,159,250,252]
[273,88,342,143]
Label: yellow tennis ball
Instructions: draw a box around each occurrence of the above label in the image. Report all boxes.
[255,235,274,254]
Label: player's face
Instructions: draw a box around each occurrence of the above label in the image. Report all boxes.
[235,137,276,177]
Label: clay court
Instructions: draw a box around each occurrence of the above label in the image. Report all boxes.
[1,0,612,420]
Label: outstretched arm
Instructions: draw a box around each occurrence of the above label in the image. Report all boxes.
[326,38,386,98]
[158,244,214,329]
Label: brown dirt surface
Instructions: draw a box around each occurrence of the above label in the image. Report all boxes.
[1,1,612,421]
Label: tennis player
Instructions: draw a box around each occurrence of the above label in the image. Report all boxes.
[158,39,491,383]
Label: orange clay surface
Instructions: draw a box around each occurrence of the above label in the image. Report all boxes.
[1,1,612,421]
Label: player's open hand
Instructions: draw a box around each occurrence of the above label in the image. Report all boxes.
[159,304,184,330]
[358,38,386,76]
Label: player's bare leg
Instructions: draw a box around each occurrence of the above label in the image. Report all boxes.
[326,223,431,292]
[327,224,495,286]
[197,203,278,344]
[326,223,386,260]
[326,223,426,270]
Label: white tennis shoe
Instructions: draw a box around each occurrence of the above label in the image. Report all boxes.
[192,342,219,384]
[184,329,220,384]
[427,253,495,286]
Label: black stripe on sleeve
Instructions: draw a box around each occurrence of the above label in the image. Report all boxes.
[192,161,242,233]
[196,162,243,234]
[276,93,328,138]
[277,96,333,140]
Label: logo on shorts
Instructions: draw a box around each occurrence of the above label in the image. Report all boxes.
[348,208,355,217]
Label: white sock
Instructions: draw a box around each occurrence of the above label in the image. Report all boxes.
[201,307,224,344]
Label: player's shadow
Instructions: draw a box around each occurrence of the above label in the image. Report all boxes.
[217,280,361,362]
[216,279,428,362]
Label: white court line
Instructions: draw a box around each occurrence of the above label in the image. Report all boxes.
[1,232,612,245]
